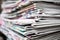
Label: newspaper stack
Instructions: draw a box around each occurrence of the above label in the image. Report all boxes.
[1,0,60,40]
